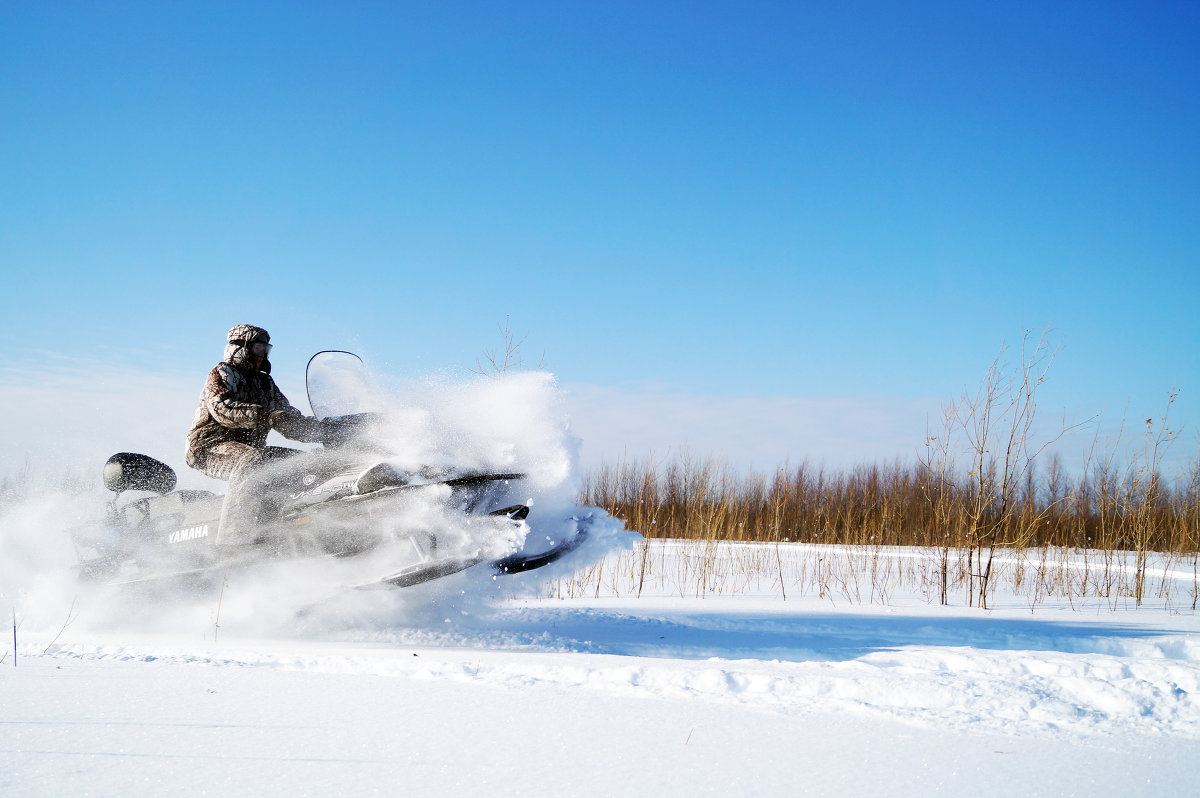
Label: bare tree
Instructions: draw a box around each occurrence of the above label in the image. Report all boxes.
[946,329,1093,608]
[474,316,542,375]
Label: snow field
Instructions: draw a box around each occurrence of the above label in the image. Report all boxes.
[5,542,1200,797]
[543,538,1200,614]
[36,615,1200,741]
[17,653,1192,798]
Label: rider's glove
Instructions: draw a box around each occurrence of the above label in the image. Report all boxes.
[320,418,347,444]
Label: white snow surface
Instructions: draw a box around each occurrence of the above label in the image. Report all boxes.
[3,542,1200,798]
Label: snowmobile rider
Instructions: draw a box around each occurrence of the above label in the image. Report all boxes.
[185,324,329,546]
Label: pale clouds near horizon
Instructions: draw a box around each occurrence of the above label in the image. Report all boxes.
[0,363,208,487]
[0,358,945,486]
[562,383,939,471]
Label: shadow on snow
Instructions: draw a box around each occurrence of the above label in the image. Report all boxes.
[456,606,1195,664]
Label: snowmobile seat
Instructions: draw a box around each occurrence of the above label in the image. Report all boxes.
[103,452,177,494]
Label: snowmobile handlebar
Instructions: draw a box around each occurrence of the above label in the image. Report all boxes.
[319,412,387,448]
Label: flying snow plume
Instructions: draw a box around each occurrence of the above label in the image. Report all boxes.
[274,364,634,633]
[0,361,636,642]
[0,483,101,638]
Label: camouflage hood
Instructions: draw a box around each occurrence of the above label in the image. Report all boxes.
[224,323,272,375]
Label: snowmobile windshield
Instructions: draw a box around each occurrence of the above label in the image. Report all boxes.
[306,351,374,420]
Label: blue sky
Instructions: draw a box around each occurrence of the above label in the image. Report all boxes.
[2,1,1197,472]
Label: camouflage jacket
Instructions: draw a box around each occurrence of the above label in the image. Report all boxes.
[185,341,324,470]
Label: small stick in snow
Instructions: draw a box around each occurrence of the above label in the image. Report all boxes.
[42,597,79,654]
[214,574,228,643]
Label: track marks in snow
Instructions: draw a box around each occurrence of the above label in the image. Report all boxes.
[851,646,1199,737]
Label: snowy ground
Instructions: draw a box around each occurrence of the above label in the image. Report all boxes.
[4,541,1199,798]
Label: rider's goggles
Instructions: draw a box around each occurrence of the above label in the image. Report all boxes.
[249,341,273,356]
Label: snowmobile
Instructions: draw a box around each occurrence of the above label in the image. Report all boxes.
[70,351,590,590]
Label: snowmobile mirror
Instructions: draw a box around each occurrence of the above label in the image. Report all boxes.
[102,452,177,495]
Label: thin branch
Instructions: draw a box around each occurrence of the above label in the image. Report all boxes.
[42,597,79,654]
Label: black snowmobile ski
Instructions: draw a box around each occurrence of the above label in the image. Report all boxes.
[492,515,592,574]
[360,515,592,590]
